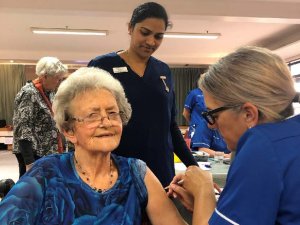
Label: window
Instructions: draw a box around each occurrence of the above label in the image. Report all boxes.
[289,60,300,92]
[289,60,300,114]
[290,61,300,77]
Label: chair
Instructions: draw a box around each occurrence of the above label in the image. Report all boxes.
[0,179,15,200]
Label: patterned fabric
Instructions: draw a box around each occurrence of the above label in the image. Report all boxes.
[0,152,148,225]
[13,81,61,156]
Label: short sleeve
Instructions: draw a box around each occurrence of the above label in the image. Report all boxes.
[184,91,195,110]
[129,159,148,208]
[209,130,281,225]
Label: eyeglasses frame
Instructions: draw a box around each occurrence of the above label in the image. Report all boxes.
[202,105,241,125]
[70,111,123,128]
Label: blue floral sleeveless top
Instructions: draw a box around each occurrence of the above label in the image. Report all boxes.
[0,152,148,224]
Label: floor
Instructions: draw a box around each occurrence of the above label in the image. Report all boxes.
[0,150,19,183]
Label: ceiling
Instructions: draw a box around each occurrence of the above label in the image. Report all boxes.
[1,0,300,66]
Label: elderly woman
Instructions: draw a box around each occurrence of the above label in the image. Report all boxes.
[168,46,300,224]
[0,67,187,225]
[13,56,68,177]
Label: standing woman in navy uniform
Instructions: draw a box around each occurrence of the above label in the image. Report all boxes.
[88,2,197,187]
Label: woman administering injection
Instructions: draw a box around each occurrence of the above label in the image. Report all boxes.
[168,46,300,224]
[88,2,197,187]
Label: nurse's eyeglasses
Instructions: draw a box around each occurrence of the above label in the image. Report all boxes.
[202,105,241,125]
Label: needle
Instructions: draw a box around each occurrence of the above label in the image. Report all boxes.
[164,179,184,190]
[164,180,222,196]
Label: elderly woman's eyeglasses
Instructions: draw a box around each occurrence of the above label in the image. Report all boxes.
[202,105,240,125]
[71,112,123,128]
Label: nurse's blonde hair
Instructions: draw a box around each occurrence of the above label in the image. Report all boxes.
[199,46,296,122]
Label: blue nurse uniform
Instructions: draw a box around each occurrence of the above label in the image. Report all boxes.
[210,115,300,224]
[184,88,229,153]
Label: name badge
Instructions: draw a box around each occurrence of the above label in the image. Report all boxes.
[113,67,128,73]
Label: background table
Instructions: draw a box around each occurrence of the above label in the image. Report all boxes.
[175,160,230,188]
[0,130,13,150]
[210,161,230,188]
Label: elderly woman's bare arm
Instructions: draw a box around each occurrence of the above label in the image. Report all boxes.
[144,168,187,225]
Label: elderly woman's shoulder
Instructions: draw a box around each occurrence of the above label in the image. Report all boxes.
[113,154,147,174]
[33,153,71,169]
[16,81,36,94]
[14,82,41,103]
[22,153,72,180]
[113,154,145,164]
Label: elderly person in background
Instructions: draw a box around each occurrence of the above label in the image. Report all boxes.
[168,46,300,224]
[13,56,67,177]
[0,67,188,225]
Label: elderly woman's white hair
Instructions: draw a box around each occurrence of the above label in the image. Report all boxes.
[36,57,68,77]
[53,67,132,132]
